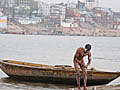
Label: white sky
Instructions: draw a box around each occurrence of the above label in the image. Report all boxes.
[34,0,120,12]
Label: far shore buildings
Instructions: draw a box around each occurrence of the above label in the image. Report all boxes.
[0,0,120,35]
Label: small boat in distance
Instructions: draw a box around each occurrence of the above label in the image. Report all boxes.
[0,60,119,86]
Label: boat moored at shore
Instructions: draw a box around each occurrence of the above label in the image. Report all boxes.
[0,60,119,86]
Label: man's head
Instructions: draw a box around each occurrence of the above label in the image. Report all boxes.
[85,44,91,51]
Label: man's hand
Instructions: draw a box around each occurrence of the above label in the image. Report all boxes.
[75,58,82,65]
[86,64,90,69]
[78,61,82,65]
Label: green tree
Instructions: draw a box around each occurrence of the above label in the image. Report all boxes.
[20,6,31,15]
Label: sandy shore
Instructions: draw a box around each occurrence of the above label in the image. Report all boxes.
[87,85,120,90]
[65,85,120,90]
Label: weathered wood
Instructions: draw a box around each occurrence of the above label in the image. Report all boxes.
[0,60,119,86]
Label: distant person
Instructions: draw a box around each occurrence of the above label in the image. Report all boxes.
[73,44,92,90]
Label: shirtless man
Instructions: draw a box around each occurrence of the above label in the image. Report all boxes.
[73,44,92,90]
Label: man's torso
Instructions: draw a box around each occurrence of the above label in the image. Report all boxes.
[76,47,88,61]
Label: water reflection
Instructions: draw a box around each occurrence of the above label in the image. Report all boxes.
[0,77,76,90]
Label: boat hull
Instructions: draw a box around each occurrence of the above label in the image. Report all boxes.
[8,75,114,86]
[0,60,119,86]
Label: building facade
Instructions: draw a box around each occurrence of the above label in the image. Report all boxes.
[15,0,33,6]
[38,2,50,16]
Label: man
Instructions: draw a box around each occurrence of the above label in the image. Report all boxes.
[73,44,92,90]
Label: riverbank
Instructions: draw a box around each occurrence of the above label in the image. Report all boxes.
[88,85,120,90]
[1,22,120,37]
[67,85,120,90]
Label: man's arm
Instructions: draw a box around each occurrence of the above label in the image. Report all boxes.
[86,52,91,68]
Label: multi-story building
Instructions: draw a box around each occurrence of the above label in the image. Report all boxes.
[50,3,66,20]
[85,0,99,10]
[76,0,86,11]
[0,0,8,8]
[38,2,50,16]
[50,3,66,27]
[15,0,33,7]
[14,0,39,14]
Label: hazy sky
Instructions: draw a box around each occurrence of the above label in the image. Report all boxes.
[35,0,120,12]
[99,0,120,12]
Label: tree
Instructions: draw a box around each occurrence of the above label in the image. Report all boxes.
[20,6,31,16]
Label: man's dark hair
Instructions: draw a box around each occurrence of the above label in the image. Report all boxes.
[85,44,91,51]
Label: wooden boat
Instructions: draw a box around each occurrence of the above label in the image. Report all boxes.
[0,60,119,86]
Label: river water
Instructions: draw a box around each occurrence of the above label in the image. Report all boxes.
[0,34,120,90]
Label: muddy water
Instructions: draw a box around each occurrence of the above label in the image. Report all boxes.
[0,34,120,90]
